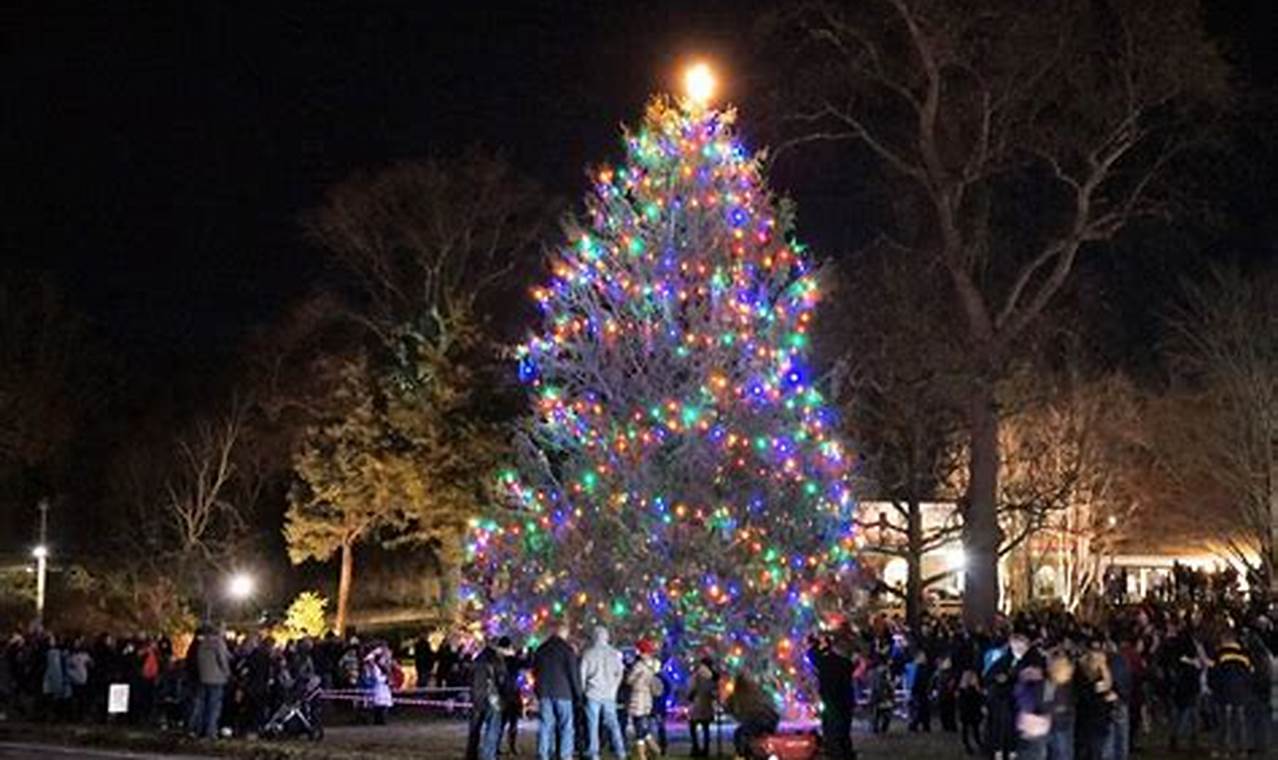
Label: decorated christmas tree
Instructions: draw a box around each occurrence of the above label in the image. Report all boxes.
[465,94,858,708]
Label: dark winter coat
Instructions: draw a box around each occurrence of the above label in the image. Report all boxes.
[809,643,854,713]
[470,645,508,706]
[245,646,272,696]
[1209,642,1253,707]
[413,640,435,687]
[532,635,581,701]
[1169,634,1204,708]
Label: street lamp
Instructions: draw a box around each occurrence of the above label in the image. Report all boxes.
[32,544,48,624]
[226,572,255,601]
[683,61,717,107]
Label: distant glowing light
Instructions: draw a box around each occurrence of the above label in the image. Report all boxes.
[683,62,717,106]
[227,572,255,600]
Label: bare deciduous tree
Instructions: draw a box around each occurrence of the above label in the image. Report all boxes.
[303,150,555,349]
[829,246,966,629]
[771,0,1226,623]
[995,368,1143,610]
[1162,265,1278,590]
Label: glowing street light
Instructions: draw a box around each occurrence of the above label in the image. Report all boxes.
[683,62,717,107]
[32,544,48,623]
[226,572,255,601]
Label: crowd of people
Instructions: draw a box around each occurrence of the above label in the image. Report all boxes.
[806,594,1278,760]
[0,622,409,740]
[3,583,1277,760]
[469,620,774,760]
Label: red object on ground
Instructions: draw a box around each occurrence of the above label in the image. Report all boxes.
[749,733,820,760]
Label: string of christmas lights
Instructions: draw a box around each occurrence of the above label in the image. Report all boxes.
[464,96,859,715]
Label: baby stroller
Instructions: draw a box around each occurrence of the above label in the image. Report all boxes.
[263,674,324,741]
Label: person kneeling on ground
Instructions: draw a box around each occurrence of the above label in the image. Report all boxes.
[726,670,779,760]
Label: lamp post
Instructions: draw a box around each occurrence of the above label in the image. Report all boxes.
[33,498,49,626]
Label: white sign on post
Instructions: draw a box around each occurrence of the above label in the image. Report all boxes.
[107,683,130,714]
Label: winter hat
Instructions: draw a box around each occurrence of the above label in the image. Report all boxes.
[636,639,658,656]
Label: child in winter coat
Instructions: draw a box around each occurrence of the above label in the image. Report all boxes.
[361,645,394,725]
[627,640,664,760]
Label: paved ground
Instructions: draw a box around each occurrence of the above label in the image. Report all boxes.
[319,718,990,758]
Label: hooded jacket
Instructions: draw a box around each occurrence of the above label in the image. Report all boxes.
[471,644,509,706]
[580,626,624,702]
[196,632,231,686]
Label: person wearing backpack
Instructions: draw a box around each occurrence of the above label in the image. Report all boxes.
[626,639,663,760]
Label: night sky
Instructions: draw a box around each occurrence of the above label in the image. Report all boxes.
[5,1,1277,375]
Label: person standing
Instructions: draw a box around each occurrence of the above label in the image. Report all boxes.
[986,632,1043,760]
[467,636,509,760]
[1242,627,1271,756]
[1103,638,1132,760]
[499,637,526,755]
[580,626,626,760]
[195,623,231,739]
[64,638,92,721]
[533,622,581,760]
[1044,652,1075,760]
[626,640,663,760]
[1208,631,1252,757]
[958,670,984,755]
[414,632,436,689]
[240,635,271,737]
[936,656,959,733]
[137,637,162,726]
[40,634,68,721]
[809,631,856,759]
[1013,663,1050,760]
[907,650,934,733]
[1168,627,1206,751]
[686,657,718,758]
[1077,649,1117,760]
[362,644,394,725]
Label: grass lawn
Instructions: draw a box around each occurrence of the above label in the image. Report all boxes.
[3,714,1277,759]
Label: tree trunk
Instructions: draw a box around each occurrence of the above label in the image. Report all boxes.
[1267,439,1278,599]
[963,379,1002,628]
[906,498,923,632]
[336,539,354,637]
[440,558,463,621]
